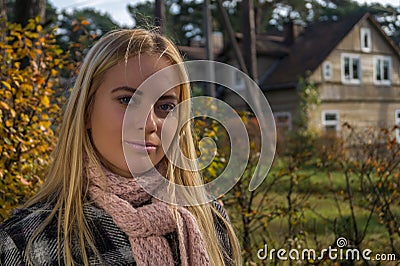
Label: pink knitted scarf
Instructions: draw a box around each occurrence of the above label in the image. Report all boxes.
[86,162,210,266]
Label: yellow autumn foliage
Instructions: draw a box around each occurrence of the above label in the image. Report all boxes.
[0,18,71,221]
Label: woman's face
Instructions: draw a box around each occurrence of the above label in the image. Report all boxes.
[88,54,180,177]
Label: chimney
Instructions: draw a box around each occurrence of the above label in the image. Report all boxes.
[191,32,223,51]
[212,31,224,53]
[284,21,294,44]
[284,21,303,44]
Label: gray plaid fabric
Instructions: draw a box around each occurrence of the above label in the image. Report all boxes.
[0,201,232,266]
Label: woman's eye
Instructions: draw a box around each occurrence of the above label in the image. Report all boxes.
[158,103,176,112]
[118,96,132,105]
[155,103,176,118]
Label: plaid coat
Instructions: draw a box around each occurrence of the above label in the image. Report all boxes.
[0,201,232,266]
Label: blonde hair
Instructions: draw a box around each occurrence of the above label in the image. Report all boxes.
[25,29,241,265]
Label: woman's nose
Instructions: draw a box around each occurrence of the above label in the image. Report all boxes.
[145,108,157,133]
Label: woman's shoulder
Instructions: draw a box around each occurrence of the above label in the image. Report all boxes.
[0,202,133,265]
[0,203,54,265]
[0,203,54,240]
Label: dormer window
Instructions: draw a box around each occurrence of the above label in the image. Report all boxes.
[360,27,371,53]
[322,61,332,80]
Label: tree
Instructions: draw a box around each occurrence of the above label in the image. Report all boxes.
[253,0,399,48]
[13,0,46,25]
[0,0,6,43]
[0,18,70,221]
[128,0,241,45]
[3,0,58,28]
[55,8,119,64]
[127,0,400,49]
[0,0,6,21]
[367,3,400,47]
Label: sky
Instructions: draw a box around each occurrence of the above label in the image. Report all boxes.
[49,0,400,27]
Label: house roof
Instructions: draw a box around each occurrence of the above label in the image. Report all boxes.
[178,12,400,91]
[261,12,368,90]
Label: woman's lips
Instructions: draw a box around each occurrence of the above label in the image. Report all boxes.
[124,141,157,153]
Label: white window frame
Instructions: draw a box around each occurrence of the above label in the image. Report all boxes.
[322,110,340,132]
[232,70,245,91]
[374,55,392,85]
[274,112,292,131]
[360,27,371,53]
[322,61,332,80]
[396,110,400,143]
[341,53,361,84]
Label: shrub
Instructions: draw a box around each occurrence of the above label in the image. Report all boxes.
[0,18,70,221]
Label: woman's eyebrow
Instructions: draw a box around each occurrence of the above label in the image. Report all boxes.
[159,94,179,101]
[111,86,142,95]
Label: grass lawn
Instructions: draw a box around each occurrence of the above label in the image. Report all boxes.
[225,166,400,262]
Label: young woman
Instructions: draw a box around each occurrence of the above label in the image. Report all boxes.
[0,29,241,265]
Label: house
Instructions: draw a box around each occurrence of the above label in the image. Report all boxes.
[260,12,400,140]
[179,12,400,141]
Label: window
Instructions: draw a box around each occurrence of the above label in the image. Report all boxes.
[374,56,391,85]
[322,61,332,80]
[322,111,339,133]
[233,70,245,90]
[360,27,371,53]
[274,112,292,131]
[341,54,361,84]
[396,110,400,143]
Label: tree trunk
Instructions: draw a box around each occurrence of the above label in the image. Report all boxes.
[215,0,247,75]
[254,1,261,34]
[242,0,258,82]
[14,0,46,26]
[154,0,165,35]
[0,0,6,41]
[0,0,6,22]
[203,0,216,97]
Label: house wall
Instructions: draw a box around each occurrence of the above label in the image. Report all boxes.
[312,19,400,85]
[309,16,400,131]
[310,101,400,129]
[319,83,400,101]
[265,87,300,140]
[265,87,300,115]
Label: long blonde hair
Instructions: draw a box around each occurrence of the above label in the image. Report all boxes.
[25,29,241,265]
